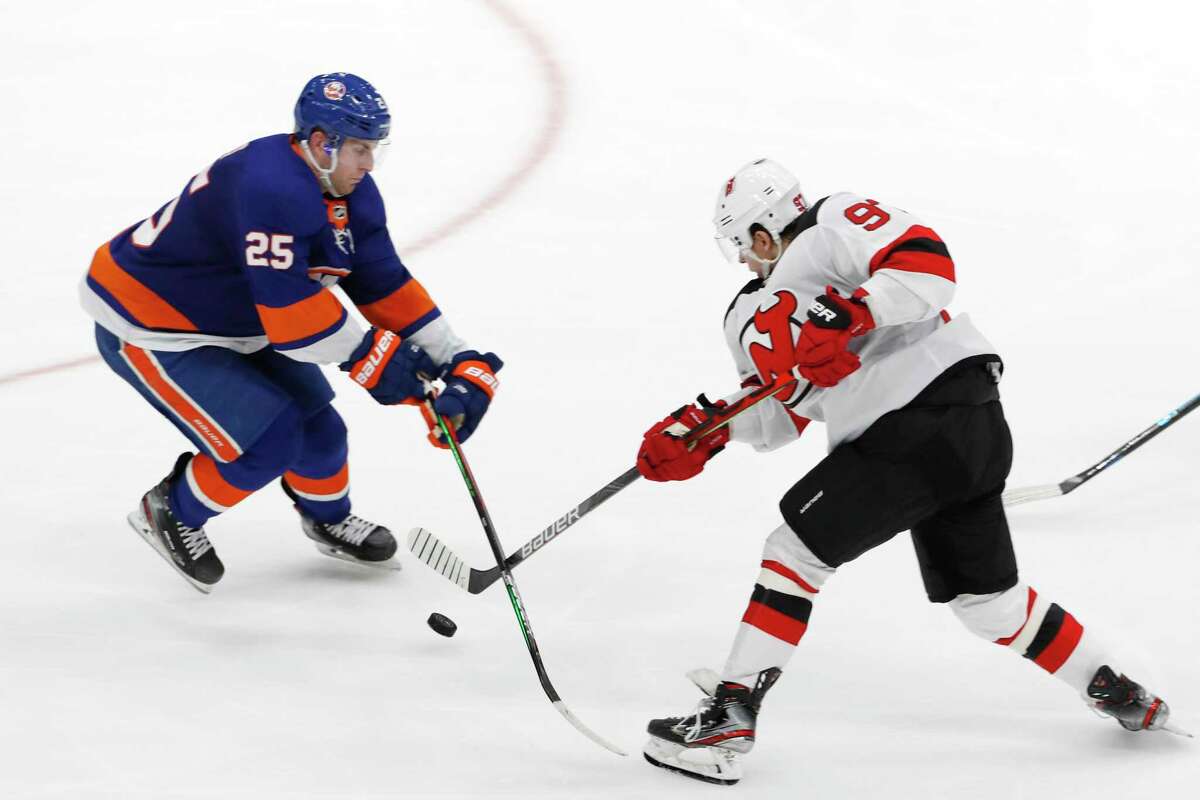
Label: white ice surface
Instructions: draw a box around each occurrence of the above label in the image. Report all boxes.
[1,1,1198,797]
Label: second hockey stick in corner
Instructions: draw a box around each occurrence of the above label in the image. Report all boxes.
[1002,391,1198,507]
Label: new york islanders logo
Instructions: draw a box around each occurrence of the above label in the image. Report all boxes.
[324,81,347,101]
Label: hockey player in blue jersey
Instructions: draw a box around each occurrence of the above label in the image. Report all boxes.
[80,73,503,592]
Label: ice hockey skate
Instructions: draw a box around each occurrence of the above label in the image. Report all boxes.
[1086,665,1191,737]
[281,481,401,570]
[643,668,781,786]
[126,453,225,594]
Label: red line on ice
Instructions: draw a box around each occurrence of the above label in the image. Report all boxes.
[0,0,565,388]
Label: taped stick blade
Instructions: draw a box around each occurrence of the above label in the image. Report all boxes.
[407,527,471,591]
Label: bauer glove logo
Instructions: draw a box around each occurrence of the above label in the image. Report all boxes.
[353,331,398,386]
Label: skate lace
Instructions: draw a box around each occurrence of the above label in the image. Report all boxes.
[179,526,213,560]
[678,698,717,743]
[328,515,376,546]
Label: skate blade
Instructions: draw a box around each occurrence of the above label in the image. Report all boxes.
[1160,721,1194,738]
[643,737,742,786]
[126,511,214,595]
[314,543,403,571]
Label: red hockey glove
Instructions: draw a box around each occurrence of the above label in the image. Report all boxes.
[637,399,730,482]
[793,286,875,388]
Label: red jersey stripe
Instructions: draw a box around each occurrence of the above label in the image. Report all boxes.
[867,224,956,283]
[742,600,809,645]
[761,560,820,595]
[90,243,199,332]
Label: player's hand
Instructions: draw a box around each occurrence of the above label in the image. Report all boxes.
[636,401,730,482]
[429,350,503,445]
[341,328,436,405]
[793,286,875,388]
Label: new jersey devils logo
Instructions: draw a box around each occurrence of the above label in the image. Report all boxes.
[742,290,806,403]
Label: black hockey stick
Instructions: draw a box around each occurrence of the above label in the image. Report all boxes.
[1002,391,1199,507]
[409,466,640,594]
[408,375,803,594]
[423,395,626,757]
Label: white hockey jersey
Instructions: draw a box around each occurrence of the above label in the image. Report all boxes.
[723,192,999,452]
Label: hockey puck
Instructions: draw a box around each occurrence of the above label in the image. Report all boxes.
[427,612,457,637]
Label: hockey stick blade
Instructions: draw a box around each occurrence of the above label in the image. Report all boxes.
[553,700,627,755]
[999,484,1063,507]
[409,376,802,594]
[1002,391,1198,508]
[407,526,499,593]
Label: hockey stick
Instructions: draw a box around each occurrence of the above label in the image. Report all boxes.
[408,375,803,594]
[1002,391,1199,507]
[423,394,627,757]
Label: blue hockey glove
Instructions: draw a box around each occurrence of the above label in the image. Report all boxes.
[431,350,503,445]
[341,328,437,405]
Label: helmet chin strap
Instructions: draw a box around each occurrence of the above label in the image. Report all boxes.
[299,138,343,197]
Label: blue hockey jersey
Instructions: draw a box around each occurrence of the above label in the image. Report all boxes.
[80,134,464,364]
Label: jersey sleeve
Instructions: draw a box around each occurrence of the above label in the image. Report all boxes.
[339,179,466,366]
[821,193,956,328]
[238,179,365,364]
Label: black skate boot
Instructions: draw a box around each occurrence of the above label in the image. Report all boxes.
[281,480,400,569]
[1086,665,1184,734]
[126,453,224,593]
[643,668,782,786]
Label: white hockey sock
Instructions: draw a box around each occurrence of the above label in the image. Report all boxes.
[721,523,835,687]
[951,584,1111,694]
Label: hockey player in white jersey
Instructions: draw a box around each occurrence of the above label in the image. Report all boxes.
[635,159,1182,785]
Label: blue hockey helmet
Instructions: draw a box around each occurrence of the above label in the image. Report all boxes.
[294,73,391,147]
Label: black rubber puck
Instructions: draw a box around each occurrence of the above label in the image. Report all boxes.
[427,612,457,637]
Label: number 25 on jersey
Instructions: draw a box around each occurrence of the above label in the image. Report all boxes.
[244,232,294,269]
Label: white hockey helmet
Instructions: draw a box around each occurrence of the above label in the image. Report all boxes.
[713,158,808,276]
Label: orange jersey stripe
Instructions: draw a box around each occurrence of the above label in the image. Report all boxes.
[284,463,349,497]
[121,344,241,462]
[357,279,436,332]
[255,288,345,345]
[191,453,253,509]
[88,242,199,331]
